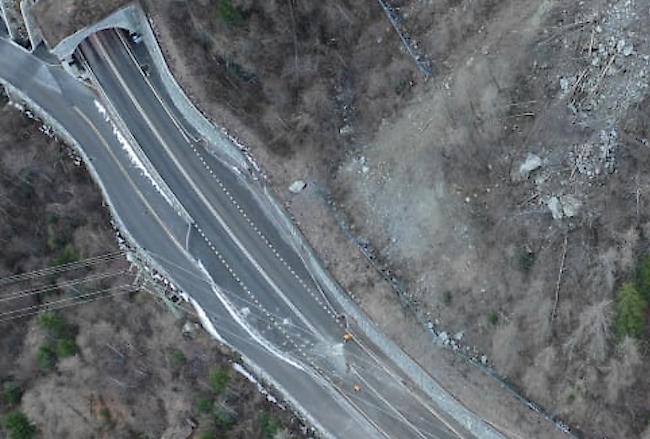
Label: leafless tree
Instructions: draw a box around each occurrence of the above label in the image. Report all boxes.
[604,336,641,404]
[563,299,612,363]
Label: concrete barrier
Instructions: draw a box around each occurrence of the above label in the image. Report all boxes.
[19,0,42,48]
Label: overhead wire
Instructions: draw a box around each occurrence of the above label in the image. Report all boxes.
[0,277,444,438]
[104,249,446,432]
[0,251,125,286]
[0,269,128,302]
[0,284,137,319]
[145,250,413,376]
[145,249,441,412]
[143,250,327,338]
[0,287,139,324]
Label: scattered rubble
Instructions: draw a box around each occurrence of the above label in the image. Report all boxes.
[547,195,583,221]
[560,195,582,218]
[547,196,564,220]
[181,320,196,338]
[347,156,370,176]
[572,129,618,177]
[339,125,353,136]
[568,0,649,123]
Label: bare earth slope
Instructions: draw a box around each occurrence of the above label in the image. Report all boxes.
[32,0,130,46]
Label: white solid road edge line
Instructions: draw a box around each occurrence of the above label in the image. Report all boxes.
[194,258,307,372]
[92,34,327,342]
[0,55,378,439]
[78,103,309,374]
[101,28,478,439]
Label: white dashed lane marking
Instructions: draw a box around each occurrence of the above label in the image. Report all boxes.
[185,141,343,326]
[193,222,326,361]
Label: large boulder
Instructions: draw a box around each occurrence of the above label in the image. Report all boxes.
[288,180,307,194]
[512,153,543,181]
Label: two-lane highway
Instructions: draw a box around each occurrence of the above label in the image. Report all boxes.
[0,19,507,436]
[81,32,341,344]
[74,27,488,438]
[0,35,387,438]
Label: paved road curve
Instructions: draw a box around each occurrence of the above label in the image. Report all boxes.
[80,29,469,439]
[0,27,501,438]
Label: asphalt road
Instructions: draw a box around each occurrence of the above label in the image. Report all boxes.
[0,36,390,437]
[0,28,497,438]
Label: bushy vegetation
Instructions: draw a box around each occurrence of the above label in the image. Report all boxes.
[214,406,236,429]
[2,411,36,439]
[50,244,79,267]
[37,346,56,370]
[171,350,187,367]
[196,397,213,415]
[614,283,647,339]
[1,382,22,406]
[37,312,79,369]
[259,412,281,439]
[99,408,111,422]
[197,431,215,439]
[209,368,230,395]
[40,313,69,339]
[45,212,82,269]
[196,368,240,434]
[612,254,650,340]
[218,0,243,25]
[516,247,535,274]
[56,338,78,358]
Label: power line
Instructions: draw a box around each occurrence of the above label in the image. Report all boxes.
[144,251,396,370]
[0,284,135,319]
[0,251,125,286]
[144,250,416,379]
[143,250,330,337]
[0,287,140,324]
[0,270,128,302]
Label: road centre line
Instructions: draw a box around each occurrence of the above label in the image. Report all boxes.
[113,30,341,321]
[91,34,326,340]
[351,367,436,439]
[74,105,308,372]
[89,33,469,439]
